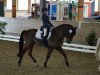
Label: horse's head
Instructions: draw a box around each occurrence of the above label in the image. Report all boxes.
[65,25,77,43]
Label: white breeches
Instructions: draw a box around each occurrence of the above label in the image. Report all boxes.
[43,28,47,37]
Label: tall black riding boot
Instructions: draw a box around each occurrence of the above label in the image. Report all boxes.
[43,37,48,47]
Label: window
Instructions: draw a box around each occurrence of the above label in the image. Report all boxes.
[18,0,28,10]
[7,0,12,10]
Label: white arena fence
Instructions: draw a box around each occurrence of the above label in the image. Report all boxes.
[62,43,96,53]
[0,34,96,53]
[0,35,19,42]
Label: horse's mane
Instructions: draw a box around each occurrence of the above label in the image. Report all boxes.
[53,24,72,31]
[54,24,72,28]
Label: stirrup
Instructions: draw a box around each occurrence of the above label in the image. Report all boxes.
[42,41,48,47]
[43,45,48,47]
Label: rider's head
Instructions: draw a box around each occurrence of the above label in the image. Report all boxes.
[42,7,48,14]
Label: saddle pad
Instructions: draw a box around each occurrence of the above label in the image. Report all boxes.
[35,29,51,39]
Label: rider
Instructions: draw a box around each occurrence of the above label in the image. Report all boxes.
[41,7,54,47]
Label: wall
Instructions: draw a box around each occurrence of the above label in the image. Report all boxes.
[73,22,100,45]
[98,0,100,12]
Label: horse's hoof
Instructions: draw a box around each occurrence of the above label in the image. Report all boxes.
[67,65,69,68]
[67,64,69,67]
[18,62,21,67]
[34,63,38,67]
[44,62,47,68]
[66,63,69,68]
[44,64,47,68]
[44,65,47,68]
[17,54,19,57]
[18,64,21,67]
[44,66,47,68]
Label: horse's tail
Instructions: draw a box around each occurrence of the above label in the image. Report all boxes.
[17,31,25,57]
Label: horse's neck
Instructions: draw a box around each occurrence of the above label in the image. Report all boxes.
[51,26,66,40]
[53,26,66,35]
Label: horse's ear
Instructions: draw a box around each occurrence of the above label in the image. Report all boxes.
[74,27,77,30]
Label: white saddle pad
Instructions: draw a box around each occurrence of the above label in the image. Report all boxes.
[35,29,51,39]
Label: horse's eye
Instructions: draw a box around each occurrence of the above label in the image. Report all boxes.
[69,29,73,34]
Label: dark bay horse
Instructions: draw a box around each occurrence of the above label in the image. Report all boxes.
[17,24,77,68]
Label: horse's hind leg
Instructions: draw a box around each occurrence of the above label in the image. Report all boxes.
[28,44,37,66]
[44,48,53,68]
[18,49,27,66]
[56,47,69,67]
[18,43,28,66]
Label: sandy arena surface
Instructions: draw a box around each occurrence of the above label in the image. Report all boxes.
[0,40,100,75]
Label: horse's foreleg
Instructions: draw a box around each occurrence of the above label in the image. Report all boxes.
[56,47,69,67]
[44,48,53,68]
[28,44,37,66]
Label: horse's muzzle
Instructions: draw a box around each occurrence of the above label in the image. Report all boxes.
[65,37,72,44]
[66,39,72,44]
[67,41,71,44]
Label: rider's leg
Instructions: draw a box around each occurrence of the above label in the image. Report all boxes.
[43,28,48,47]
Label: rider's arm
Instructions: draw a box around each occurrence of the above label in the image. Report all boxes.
[46,16,53,27]
[42,14,48,27]
[48,19,52,25]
